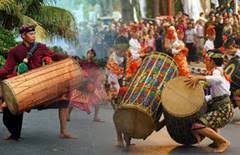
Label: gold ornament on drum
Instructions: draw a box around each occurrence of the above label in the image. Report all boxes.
[225,63,235,77]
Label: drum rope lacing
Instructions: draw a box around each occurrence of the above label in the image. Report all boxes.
[123,54,174,105]
[122,53,179,117]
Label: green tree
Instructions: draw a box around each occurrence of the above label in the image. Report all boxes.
[146,0,154,18]
[120,0,134,22]
[0,25,17,67]
[120,0,141,23]
[0,0,77,42]
[50,45,67,55]
[0,26,17,57]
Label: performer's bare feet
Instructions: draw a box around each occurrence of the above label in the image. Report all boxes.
[123,134,131,147]
[213,141,230,153]
[59,133,77,139]
[4,136,21,141]
[0,102,7,110]
[115,140,124,148]
[234,121,240,125]
[93,118,104,123]
[208,142,218,148]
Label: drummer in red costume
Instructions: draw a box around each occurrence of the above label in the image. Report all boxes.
[0,24,75,140]
[68,49,108,122]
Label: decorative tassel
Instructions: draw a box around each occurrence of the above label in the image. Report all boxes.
[42,56,53,65]
[17,62,29,74]
[119,86,128,96]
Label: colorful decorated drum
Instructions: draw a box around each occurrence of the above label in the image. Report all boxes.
[225,58,240,108]
[162,76,206,145]
[113,52,178,139]
[225,57,240,88]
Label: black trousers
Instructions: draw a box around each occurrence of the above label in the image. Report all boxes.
[3,108,23,139]
[186,43,197,62]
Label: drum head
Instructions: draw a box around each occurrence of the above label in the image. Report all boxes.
[162,76,204,118]
[113,105,161,139]
[1,81,18,115]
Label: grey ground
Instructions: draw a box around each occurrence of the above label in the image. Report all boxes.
[0,104,240,155]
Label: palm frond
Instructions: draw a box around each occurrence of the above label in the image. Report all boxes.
[31,6,77,42]
[23,0,56,16]
[0,0,16,14]
[0,0,78,44]
[0,0,21,29]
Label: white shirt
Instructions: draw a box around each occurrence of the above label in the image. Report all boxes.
[106,52,124,93]
[172,39,184,55]
[185,29,196,43]
[147,38,155,49]
[206,67,231,100]
[211,0,219,8]
[235,49,240,58]
[129,38,141,60]
[110,52,124,65]
[195,24,204,37]
[226,49,240,61]
[204,39,214,51]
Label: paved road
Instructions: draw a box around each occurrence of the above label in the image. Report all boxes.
[0,105,240,155]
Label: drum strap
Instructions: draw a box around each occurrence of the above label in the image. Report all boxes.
[27,42,39,58]
[16,42,39,75]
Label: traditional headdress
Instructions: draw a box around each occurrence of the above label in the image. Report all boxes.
[130,24,139,33]
[206,25,216,36]
[208,49,224,59]
[19,24,36,34]
[166,26,177,40]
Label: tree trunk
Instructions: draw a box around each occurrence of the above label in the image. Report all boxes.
[120,0,134,23]
[139,0,146,18]
[159,0,168,15]
[132,0,142,21]
[100,0,113,16]
[107,0,113,16]
[200,0,211,14]
[153,0,160,17]
[175,0,183,14]
[146,0,154,18]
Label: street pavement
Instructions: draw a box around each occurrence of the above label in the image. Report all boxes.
[0,105,240,155]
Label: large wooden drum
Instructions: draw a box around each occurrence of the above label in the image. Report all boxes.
[162,76,206,145]
[113,52,178,139]
[0,87,2,105]
[1,58,82,115]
